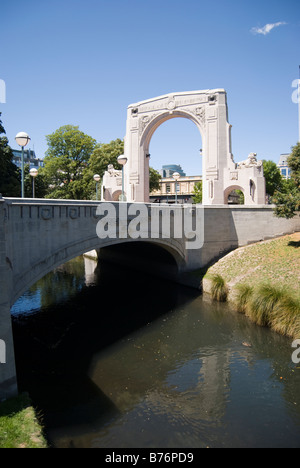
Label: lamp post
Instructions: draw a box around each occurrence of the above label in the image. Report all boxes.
[29,168,38,198]
[15,132,31,198]
[93,174,101,200]
[172,171,180,204]
[117,154,128,201]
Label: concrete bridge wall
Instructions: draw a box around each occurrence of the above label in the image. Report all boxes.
[0,198,299,400]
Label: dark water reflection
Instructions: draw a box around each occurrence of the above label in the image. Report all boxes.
[11,256,300,448]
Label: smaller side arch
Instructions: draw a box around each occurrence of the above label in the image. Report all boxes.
[112,190,122,201]
[224,185,245,205]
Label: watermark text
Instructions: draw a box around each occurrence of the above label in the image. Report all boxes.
[291,79,300,104]
[0,339,6,364]
[292,339,300,364]
[96,203,204,250]
[0,79,6,104]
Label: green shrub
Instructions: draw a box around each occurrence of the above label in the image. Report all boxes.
[234,282,300,338]
[235,284,254,314]
[210,274,228,302]
[247,284,285,327]
[271,293,300,337]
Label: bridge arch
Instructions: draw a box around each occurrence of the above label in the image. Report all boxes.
[140,110,204,154]
[10,236,186,307]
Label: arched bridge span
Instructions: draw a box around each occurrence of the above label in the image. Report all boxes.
[0,197,299,400]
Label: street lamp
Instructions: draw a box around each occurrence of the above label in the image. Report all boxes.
[117,154,128,201]
[93,174,101,200]
[172,171,180,204]
[15,132,31,198]
[29,168,38,198]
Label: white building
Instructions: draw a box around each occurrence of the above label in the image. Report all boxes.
[278,154,291,180]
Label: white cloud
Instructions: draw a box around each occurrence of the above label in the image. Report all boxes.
[251,22,287,36]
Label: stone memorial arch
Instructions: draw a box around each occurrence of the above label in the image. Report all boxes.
[102,89,266,205]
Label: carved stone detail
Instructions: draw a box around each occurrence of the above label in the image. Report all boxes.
[238,153,263,169]
[68,207,79,219]
[193,107,206,128]
[139,113,157,135]
[107,164,122,178]
[167,99,176,110]
[41,207,53,220]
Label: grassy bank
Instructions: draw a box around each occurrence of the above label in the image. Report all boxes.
[0,393,47,448]
[204,233,300,338]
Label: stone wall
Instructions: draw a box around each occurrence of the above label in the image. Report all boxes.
[0,200,18,401]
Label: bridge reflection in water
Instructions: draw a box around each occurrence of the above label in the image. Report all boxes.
[11,254,300,448]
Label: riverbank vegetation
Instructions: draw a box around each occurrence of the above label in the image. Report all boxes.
[273,142,300,219]
[0,393,47,448]
[210,274,228,302]
[204,233,300,338]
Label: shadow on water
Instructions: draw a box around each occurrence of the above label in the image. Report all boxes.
[11,256,199,442]
[11,251,300,448]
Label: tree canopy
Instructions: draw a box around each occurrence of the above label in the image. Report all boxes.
[43,125,97,199]
[273,143,300,219]
[0,113,20,197]
[83,138,124,199]
[24,165,48,199]
[192,181,203,204]
[43,128,161,200]
[262,160,283,197]
[149,167,161,193]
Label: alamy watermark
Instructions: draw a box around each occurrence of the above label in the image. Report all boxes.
[291,79,300,104]
[292,339,300,364]
[0,339,6,364]
[95,203,204,250]
[0,79,6,104]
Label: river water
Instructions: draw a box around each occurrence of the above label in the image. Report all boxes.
[11,256,300,448]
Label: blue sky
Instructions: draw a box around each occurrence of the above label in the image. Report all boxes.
[1,0,299,175]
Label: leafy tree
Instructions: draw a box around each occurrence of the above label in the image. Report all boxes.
[273,143,300,219]
[0,113,20,197]
[43,125,97,199]
[234,189,245,205]
[83,139,124,199]
[87,143,162,199]
[287,142,300,188]
[263,160,283,197]
[24,165,48,199]
[192,181,203,204]
[149,167,161,192]
[88,138,124,178]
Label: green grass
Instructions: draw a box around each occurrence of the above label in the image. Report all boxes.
[209,274,228,302]
[0,393,47,448]
[204,234,300,338]
[235,283,300,338]
[247,284,287,327]
[234,283,254,314]
[205,234,300,295]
